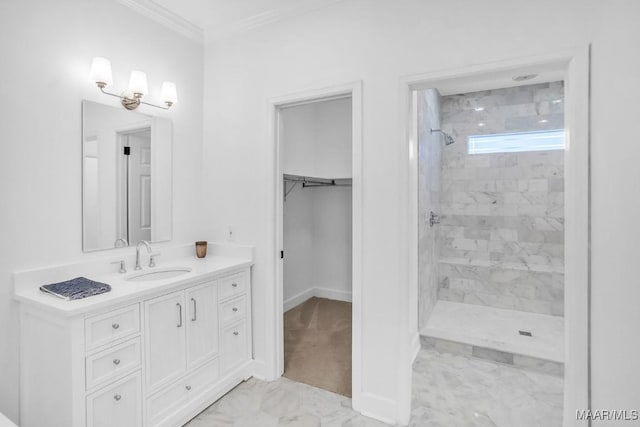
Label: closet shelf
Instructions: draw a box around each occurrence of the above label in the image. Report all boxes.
[283,174,352,200]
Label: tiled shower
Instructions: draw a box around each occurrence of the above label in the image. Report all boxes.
[418,82,565,369]
[438,82,565,317]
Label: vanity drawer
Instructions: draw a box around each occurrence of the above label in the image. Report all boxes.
[86,337,141,390]
[86,371,142,427]
[221,320,248,373]
[86,304,140,351]
[218,272,246,301]
[220,295,247,325]
[146,358,219,426]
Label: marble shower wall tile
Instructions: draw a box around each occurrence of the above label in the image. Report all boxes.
[418,89,442,328]
[438,82,565,316]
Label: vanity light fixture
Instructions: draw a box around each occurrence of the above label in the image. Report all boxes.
[89,57,177,110]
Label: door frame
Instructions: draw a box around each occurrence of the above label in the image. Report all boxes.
[399,48,591,425]
[266,81,363,408]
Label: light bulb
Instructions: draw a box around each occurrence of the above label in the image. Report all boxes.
[161,81,178,107]
[90,57,112,88]
[128,70,148,96]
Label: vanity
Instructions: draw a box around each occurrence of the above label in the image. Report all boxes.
[14,246,254,427]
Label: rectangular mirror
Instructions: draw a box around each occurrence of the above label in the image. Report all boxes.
[82,100,172,252]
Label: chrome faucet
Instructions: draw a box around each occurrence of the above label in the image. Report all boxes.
[135,240,152,270]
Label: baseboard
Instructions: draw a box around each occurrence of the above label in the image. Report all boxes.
[410,332,421,363]
[283,288,315,312]
[313,286,352,303]
[283,287,353,311]
[357,392,399,425]
[249,359,272,381]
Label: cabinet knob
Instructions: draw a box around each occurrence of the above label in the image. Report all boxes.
[113,394,122,401]
[232,307,238,312]
[112,323,120,330]
[185,385,192,391]
[233,331,239,336]
[231,283,238,288]
[113,359,121,366]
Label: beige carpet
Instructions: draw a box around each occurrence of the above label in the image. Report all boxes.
[283,297,352,397]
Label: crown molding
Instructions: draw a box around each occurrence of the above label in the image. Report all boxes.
[115,0,204,43]
[207,0,344,42]
[115,0,344,44]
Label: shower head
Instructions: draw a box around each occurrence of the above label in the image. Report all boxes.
[430,128,455,145]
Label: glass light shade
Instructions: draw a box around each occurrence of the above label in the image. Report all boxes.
[161,81,178,105]
[89,57,112,87]
[128,70,148,95]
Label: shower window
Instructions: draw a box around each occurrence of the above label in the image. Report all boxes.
[468,129,565,154]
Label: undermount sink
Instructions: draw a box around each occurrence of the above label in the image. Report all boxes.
[126,267,192,282]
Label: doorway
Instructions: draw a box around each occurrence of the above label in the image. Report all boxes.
[280,96,353,396]
[401,50,590,424]
[117,127,152,245]
[269,82,363,406]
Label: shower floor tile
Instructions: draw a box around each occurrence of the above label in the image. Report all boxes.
[421,301,563,363]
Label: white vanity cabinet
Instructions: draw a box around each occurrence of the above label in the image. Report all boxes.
[144,281,222,426]
[86,372,143,427]
[17,263,253,427]
[185,283,219,368]
[145,291,188,390]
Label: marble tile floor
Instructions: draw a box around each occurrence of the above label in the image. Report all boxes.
[184,376,389,427]
[421,301,564,363]
[186,348,563,427]
[410,349,563,427]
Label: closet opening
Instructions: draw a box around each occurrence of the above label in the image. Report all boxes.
[278,95,354,397]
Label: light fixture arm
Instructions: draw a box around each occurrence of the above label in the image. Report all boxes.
[97,85,171,111]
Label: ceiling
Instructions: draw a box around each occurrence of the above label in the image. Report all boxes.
[125,0,343,42]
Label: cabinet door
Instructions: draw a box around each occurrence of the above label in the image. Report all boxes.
[144,291,186,390]
[186,282,219,368]
[221,320,248,373]
[87,372,142,427]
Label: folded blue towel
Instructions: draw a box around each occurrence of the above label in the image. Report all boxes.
[40,277,111,301]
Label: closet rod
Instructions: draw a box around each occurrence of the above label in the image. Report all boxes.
[283,176,334,186]
[302,182,352,188]
[283,175,352,201]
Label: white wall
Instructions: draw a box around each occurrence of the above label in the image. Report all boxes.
[281,98,352,179]
[312,187,352,295]
[283,187,315,303]
[282,99,353,309]
[202,0,640,423]
[283,186,353,308]
[0,0,203,423]
[589,2,640,423]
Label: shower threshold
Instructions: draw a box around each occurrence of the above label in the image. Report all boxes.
[420,301,564,376]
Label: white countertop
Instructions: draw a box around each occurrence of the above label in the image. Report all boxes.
[14,254,252,317]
